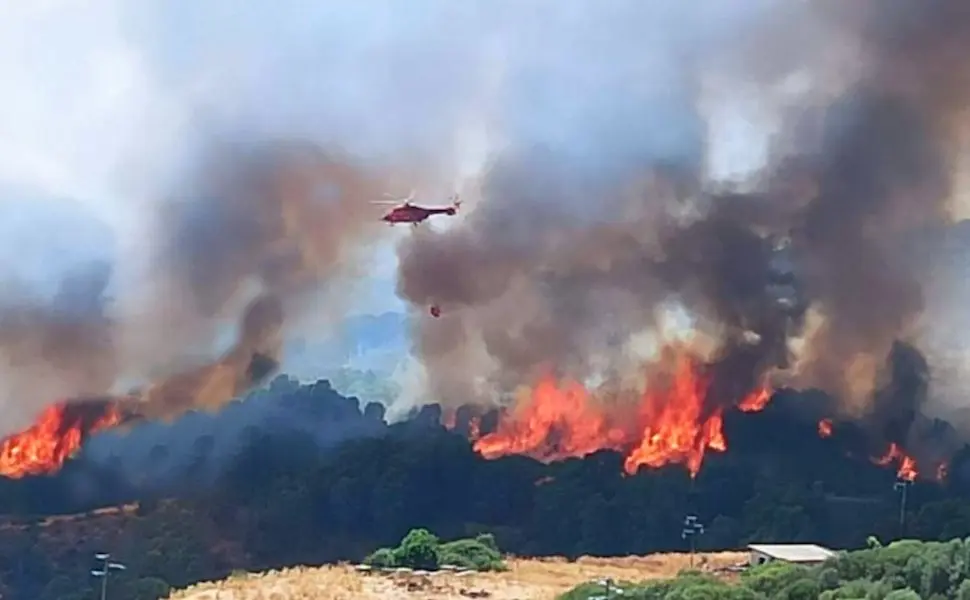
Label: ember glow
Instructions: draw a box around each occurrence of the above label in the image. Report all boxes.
[470,350,756,478]
[818,419,833,438]
[874,443,919,482]
[0,402,123,479]
[738,385,771,413]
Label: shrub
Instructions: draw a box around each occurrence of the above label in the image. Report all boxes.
[438,538,506,571]
[366,528,508,572]
[741,561,810,597]
[391,528,440,570]
[884,590,921,600]
[363,547,395,569]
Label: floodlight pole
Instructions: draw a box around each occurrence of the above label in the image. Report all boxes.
[598,577,613,599]
[92,552,126,600]
[596,577,622,600]
[682,514,705,569]
[894,479,912,536]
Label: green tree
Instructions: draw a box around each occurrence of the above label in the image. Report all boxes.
[40,575,88,600]
[957,578,970,600]
[884,590,921,600]
[741,562,810,597]
[392,529,440,570]
[363,548,395,569]
[777,578,820,600]
[438,537,505,571]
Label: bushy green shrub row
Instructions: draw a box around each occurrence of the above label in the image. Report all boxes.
[364,528,507,572]
[560,537,970,600]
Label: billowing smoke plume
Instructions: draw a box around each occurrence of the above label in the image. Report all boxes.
[0,261,116,429]
[5,0,970,473]
[396,0,970,461]
[0,0,606,436]
[0,141,388,435]
[0,1,789,435]
[116,140,389,421]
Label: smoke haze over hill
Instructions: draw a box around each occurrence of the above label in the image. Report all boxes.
[393,0,970,470]
[2,1,970,486]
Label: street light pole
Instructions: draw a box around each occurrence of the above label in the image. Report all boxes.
[597,577,613,599]
[91,553,126,600]
[893,479,912,537]
[682,514,705,569]
[593,577,623,600]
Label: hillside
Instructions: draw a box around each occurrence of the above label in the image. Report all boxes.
[3,378,970,600]
[168,553,747,600]
[0,499,246,600]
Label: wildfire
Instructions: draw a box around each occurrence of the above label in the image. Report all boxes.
[0,402,123,479]
[870,444,948,483]
[470,351,755,478]
[738,385,771,412]
[873,443,918,482]
[454,348,946,483]
[623,355,726,477]
[473,378,629,462]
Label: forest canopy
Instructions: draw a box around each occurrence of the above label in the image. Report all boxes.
[2,376,970,600]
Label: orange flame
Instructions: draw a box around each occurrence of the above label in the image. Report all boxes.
[623,355,726,477]
[873,443,918,482]
[818,423,943,482]
[452,347,948,482]
[738,384,771,412]
[0,402,123,479]
[470,351,752,478]
[473,378,628,462]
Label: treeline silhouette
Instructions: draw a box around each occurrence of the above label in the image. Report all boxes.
[3,376,970,599]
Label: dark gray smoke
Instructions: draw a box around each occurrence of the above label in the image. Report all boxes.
[396,0,970,463]
[0,1,817,438]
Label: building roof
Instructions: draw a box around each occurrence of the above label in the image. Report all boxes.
[747,544,838,563]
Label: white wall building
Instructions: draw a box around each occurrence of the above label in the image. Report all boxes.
[747,544,838,567]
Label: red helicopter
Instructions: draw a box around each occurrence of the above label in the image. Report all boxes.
[372,191,461,227]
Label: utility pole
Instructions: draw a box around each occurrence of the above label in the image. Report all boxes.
[682,514,705,569]
[592,577,624,600]
[893,479,912,537]
[91,553,126,600]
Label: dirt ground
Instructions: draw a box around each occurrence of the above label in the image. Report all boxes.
[168,552,747,600]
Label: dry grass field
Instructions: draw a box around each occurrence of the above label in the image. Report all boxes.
[168,552,747,600]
